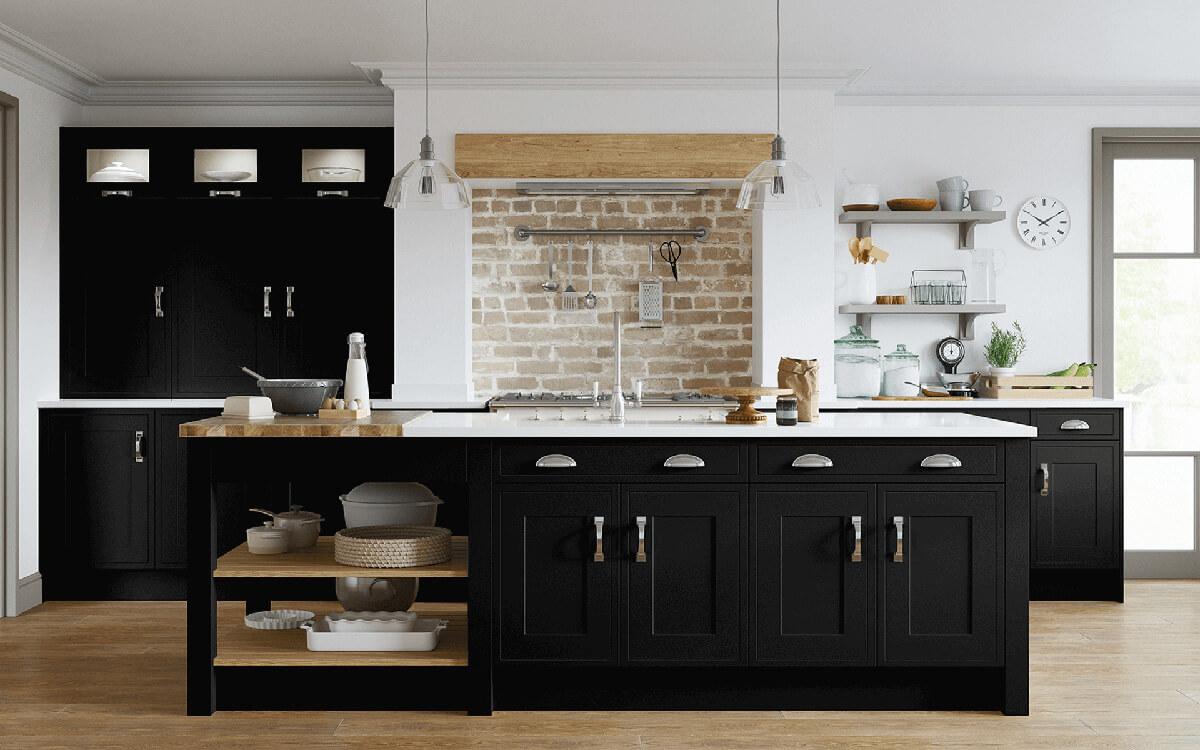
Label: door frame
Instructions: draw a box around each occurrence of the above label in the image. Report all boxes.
[0,92,17,615]
[1093,129,1200,578]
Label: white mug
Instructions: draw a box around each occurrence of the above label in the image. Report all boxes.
[936,176,969,192]
[968,189,1003,210]
[939,190,969,211]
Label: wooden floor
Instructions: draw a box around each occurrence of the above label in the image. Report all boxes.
[3,582,1200,748]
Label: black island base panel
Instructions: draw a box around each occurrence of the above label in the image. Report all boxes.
[184,436,1030,716]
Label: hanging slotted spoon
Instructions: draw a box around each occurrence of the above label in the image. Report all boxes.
[561,239,579,310]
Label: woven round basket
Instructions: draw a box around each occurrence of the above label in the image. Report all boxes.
[334,525,452,568]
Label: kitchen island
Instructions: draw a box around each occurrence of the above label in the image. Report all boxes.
[184,411,1034,716]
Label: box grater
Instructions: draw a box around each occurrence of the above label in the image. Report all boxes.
[638,243,663,328]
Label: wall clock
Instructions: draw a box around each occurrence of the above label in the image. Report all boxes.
[1017,196,1071,249]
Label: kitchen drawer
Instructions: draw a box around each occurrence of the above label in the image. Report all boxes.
[496,442,745,481]
[1033,410,1119,439]
[753,443,1001,482]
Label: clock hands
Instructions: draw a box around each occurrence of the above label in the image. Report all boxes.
[1043,209,1066,223]
[1021,208,1051,226]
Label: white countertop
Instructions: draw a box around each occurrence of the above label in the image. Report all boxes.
[824,397,1127,410]
[402,410,1037,439]
[38,398,490,410]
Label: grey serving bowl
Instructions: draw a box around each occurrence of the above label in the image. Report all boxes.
[255,378,342,415]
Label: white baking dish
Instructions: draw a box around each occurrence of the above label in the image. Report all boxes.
[324,610,418,633]
[300,617,447,651]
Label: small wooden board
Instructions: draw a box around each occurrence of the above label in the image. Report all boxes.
[318,408,371,420]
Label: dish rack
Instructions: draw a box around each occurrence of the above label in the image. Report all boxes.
[910,269,967,305]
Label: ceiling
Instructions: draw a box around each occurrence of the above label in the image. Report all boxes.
[2,0,1199,95]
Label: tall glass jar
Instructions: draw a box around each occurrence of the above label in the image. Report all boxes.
[881,344,920,397]
[834,325,882,398]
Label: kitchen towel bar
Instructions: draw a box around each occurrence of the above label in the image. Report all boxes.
[514,225,708,242]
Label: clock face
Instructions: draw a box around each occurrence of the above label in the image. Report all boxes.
[1017,196,1071,249]
[937,337,965,367]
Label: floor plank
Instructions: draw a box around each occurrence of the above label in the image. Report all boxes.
[2,581,1200,748]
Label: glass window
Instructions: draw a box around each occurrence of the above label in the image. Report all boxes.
[1113,159,1194,255]
[1114,259,1200,450]
[1125,455,1195,551]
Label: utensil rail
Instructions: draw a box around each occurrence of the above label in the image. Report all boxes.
[514,225,708,241]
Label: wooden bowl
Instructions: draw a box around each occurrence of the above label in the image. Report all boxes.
[842,203,880,212]
[886,198,937,211]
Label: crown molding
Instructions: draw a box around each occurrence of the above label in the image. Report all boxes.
[353,61,868,90]
[0,22,390,106]
[838,93,1200,107]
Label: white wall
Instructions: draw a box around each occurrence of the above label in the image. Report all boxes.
[833,101,1200,381]
[389,84,836,400]
[0,69,83,580]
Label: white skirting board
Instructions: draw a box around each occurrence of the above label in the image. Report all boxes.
[14,572,41,615]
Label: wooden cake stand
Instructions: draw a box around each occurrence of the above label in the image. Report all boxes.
[699,387,794,424]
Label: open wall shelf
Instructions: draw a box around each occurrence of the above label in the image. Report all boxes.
[838,303,1006,340]
[839,210,1006,249]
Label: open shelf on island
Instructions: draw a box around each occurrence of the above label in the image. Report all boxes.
[215,601,467,667]
[214,536,468,578]
[838,303,1006,340]
[839,210,1005,249]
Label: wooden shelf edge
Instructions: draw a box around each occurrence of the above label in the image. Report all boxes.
[214,536,468,579]
[837,304,1006,341]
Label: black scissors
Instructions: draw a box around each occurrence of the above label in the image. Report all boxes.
[658,240,682,281]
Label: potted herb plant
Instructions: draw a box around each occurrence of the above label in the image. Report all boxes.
[983,321,1026,376]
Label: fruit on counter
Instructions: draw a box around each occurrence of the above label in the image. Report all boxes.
[1046,362,1097,377]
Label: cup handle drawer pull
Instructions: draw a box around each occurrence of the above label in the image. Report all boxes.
[593,516,605,562]
[893,516,905,563]
[849,516,863,563]
[535,453,577,468]
[1060,419,1090,431]
[792,453,833,469]
[635,516,648,563]
[920,453,962,469]
[1039,462,1051,497]
[663,453,705,468]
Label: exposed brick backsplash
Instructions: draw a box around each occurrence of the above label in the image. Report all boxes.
[471,188,753,396]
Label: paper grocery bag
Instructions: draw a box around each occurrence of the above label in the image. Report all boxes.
[777,358,819,422]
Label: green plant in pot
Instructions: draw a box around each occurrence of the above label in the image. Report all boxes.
[984,322,1026,375]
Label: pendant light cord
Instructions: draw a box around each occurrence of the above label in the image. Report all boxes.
[424,0,430,138]
[775,0,781,136]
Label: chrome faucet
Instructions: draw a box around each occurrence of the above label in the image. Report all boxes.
[610,312,626,422]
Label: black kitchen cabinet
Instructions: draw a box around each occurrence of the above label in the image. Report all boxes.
[878,485,999,665]
[155,410,216,568]
[175,198,278,396]
[61,196,172,397]
[498,487,618,662]
[753,485,874,665]
[623,485,743,664]
[42,412,153,571]
[1032,442,1119,568]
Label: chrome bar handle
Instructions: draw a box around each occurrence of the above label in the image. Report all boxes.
[133,430,145,463]
[1039,462,1051,497]
[894,516,905,563]
[593,516,605,562]
[262,286,272,318]
[850,515,863,563]
[285,286,295,318]
[316,189,349,198]
[635,516,648,563]
[209,189,241,198]
[154,286,164,318]
[792,453,833,469]
[663,453,705,469]
[1060,419,1090,431]
[100,189,132,198]
[535,453,577,468]
[920,453,963,469]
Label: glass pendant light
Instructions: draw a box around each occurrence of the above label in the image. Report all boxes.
[385,0,470,210]
[736,0,820,211]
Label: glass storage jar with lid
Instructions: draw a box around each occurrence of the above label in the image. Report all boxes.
[834,325,882,398]
[881,344,921,397]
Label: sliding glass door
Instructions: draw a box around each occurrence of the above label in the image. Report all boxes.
[1099,134,1200,577]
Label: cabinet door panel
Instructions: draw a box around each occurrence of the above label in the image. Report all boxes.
[61,198,171,396]
[155,410,219,568]
[54,413,153,569]
[498,488,617,662]
[879,485,999,665]
[1033,443,1119,568]
[754,486,873,664]
[624,485,743,664]
[175,198,276,396]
